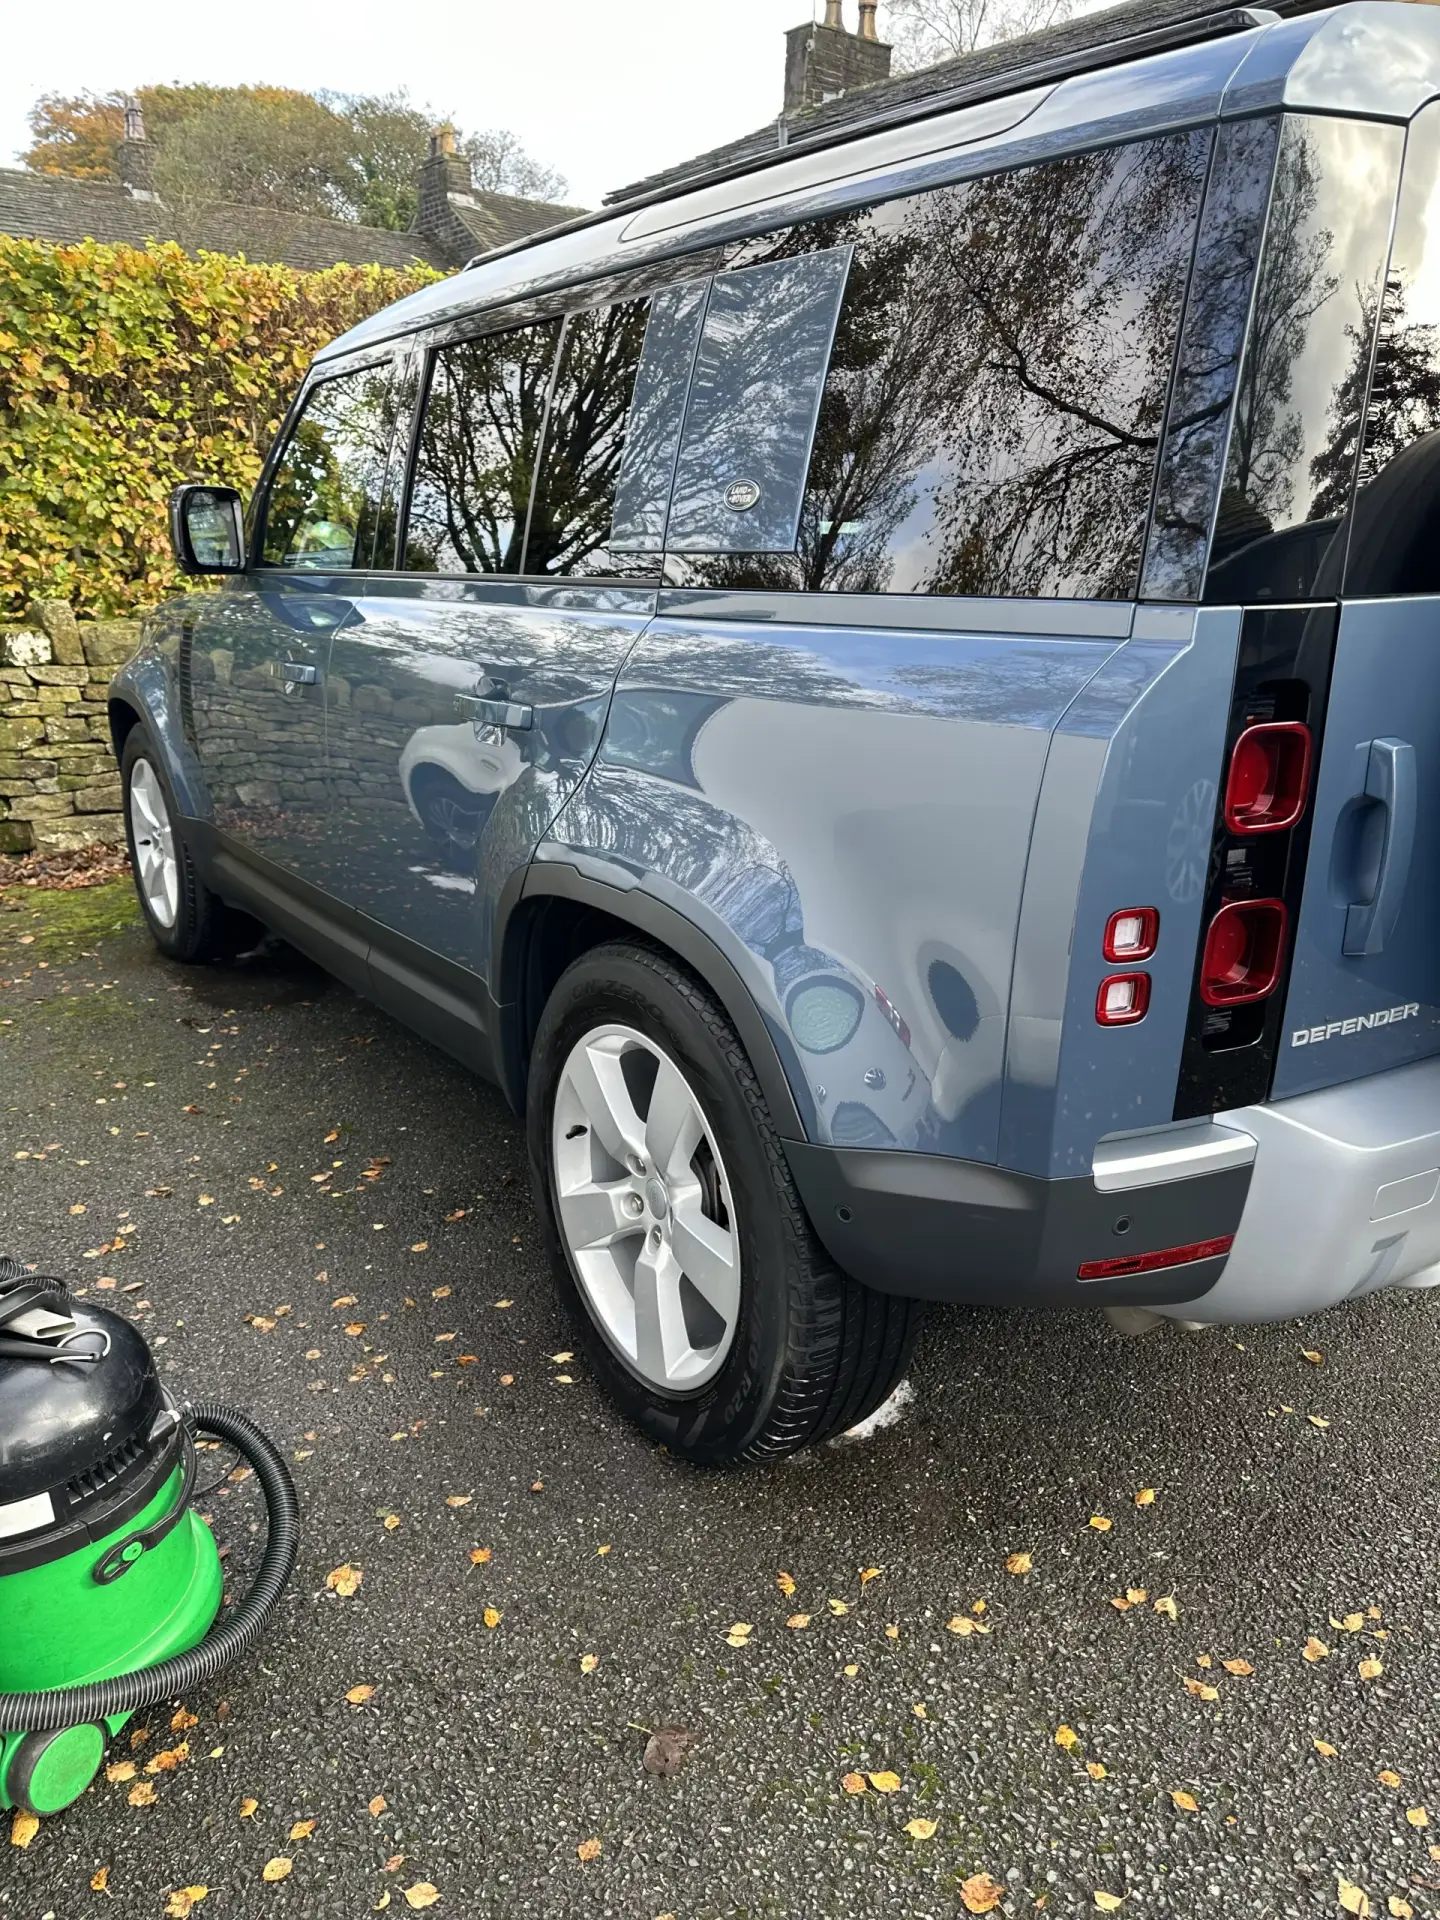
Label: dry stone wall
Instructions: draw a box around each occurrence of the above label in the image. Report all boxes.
[0,601,138,854]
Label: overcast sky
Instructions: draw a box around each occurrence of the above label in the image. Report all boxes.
[0,0,873,209]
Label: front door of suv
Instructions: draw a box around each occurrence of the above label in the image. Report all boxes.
[188,356,405,952]
[322,299,662,1001]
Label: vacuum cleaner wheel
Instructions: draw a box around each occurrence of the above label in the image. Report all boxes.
[5,1723,108,1815]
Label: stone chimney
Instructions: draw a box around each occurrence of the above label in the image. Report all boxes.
[783,3,893,116]
[412,122,486,262]
[116,102,159,201]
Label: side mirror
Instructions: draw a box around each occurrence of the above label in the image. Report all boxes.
[169,485,246,575]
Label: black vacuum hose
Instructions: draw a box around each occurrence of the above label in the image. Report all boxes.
[0,1403,299,1732]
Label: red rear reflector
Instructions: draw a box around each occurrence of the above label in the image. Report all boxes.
[1078,1234,1234,1281]
[1096,972,1151,1025]
[1225,722,1312,834]
[1103,906,1159,962]
[1199,898,1287,1006]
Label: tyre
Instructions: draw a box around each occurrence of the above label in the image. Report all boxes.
[120,728,255,963]
[527,941,922,1466]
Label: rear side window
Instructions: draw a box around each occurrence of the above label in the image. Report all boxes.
[403,318,563,574]
[262,363,397,571]
[1346,99,1440,597]
[1204,115,1404,604]
[666,131,1209,598]
[524,298,654,578]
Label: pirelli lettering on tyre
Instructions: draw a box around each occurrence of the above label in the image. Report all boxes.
[1291,1003,1421,1046]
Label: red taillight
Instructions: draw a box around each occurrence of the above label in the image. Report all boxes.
[1103,907,1159,962]
[1224,722,1312,834]
[1096,972,1151,1025]
[1199,898,1287,1006]
[1078,1234,1234,1281]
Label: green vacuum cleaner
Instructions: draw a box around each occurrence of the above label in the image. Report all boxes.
[0,1256,299,1817]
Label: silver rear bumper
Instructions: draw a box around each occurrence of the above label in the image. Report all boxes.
[1156,1052,1440,1323]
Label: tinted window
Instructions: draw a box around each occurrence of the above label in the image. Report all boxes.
[262,364,397,570]
[1346,101,1440,596]
[403,319,563,574]
[666,250,852,553]
[611,282,709,554]
[1142,117,1280,602]
[1204,115,1404,604]
[667,131,1208,598]
[524,299,654,578]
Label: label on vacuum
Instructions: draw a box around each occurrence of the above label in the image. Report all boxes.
[0,1489,54,1540]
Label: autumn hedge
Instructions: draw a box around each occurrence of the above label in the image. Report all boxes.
[0,235,437,619]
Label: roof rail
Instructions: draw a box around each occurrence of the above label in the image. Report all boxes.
[463,1,1277,276]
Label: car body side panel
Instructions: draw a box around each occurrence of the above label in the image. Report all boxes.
[1002,606,1242,1178]
[539,604,1123,1163]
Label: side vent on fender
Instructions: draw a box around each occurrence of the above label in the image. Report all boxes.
[177,618,197,749]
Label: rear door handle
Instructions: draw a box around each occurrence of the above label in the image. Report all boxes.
[1343,736,1416,956]
[282,661,319,687]
[457,692,533,730]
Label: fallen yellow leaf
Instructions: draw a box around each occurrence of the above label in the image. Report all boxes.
[1390,1898,1415,1918]
[1055,1726,1080,1750]
[1303,1636,1330,1662]
[1087,1761,1107,1780]
[1308,1414,1331,1429]
[1359,1658,1384,1681]
[860,1565,883,1585]
[1154,1595,1178,1620]
[1314,1739,1338,1758]
[469,1547,492,1565]
[145,1742,189,1774]
[346,1685,376,1705]
[1171,1789,1199,1812]
[326,1563,362,1598]
[91,1868,110,1893]
[843,1663,859,1677]
[289,1820,316,1841]
[444,1495,472,1509]
[1379,1770,1404,1788]
[106,1760,137,1783]
[786,1613,811,1630]
[841,1771,868,1794]
[10,1810,39,1848]
[128,1781,157,1807]
[1134,1488,1156,1507]
[1088,1515,1112,1532]
[868,1770,902,1793]
[904,1818,938,1839]
[261,1858,293,1883]
[827,1598,849,1616]
[404,1886,441,1910]
[884,1623,899,1639]
[947,1614,976,1635]
[1223,1658,1255,1676]
[171,1708,198,1733]
[239,1796,259,1818]
[482,1607,502,1630]
[164,1890,208,1918]
[1339,1612,1365,1632]
[1338,1877,1371,1917]
[1183,1678,1219,1701]
[369,1795,387,1817]
[1406,1807,1429,1829]
[960,1872,1005,1913]
[580,1653,598,1673]
[576,1839,601,1863]
[1301,1348,1323,1363]
[1094,1893,1127,1913]
[1005,1552,1033,1575]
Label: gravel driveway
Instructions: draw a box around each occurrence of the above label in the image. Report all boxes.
[1,875,1436,1920]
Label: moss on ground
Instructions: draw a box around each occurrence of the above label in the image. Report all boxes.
[0,876,141,965]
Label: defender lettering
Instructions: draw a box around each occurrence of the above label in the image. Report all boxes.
[1292,1004,1421,1046]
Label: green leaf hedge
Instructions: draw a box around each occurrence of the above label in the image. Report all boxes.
[0,235,437,618]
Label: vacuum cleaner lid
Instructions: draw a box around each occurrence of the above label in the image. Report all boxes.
[0,1297,163,1518]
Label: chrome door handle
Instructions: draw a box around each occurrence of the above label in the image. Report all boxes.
[457,692,533,730]
[1342,737,1416,957]
[282,661,319,686]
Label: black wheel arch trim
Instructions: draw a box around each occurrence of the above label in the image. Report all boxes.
[496,859,810,1142]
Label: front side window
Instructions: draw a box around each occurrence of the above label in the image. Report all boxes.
[1204,114,1404,604]
[262,363,397,570]
[403,318,563,574]
[667,130,1209,599]
[524,299,654,578]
